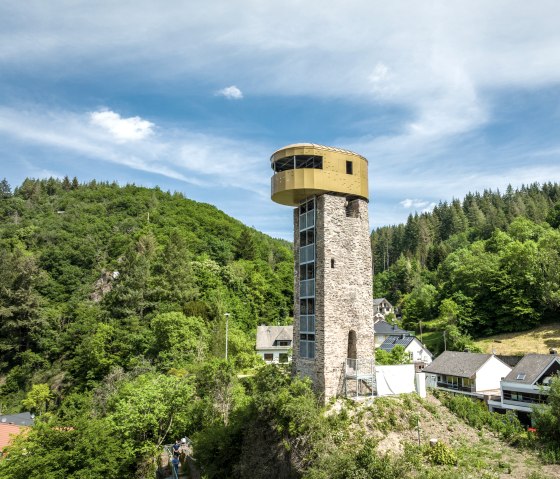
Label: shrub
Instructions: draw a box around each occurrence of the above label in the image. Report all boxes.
[424,441,457,466]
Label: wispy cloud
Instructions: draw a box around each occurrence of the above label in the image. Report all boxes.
[400,199,431,209]
[0,105,268,193]
[215,86,243,100]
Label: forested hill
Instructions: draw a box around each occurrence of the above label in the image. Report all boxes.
[372,183,560,350]
[0,177,293,407]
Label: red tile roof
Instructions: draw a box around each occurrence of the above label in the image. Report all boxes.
[0,423,26,453]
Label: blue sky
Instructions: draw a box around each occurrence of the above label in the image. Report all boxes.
[1,1,560,240]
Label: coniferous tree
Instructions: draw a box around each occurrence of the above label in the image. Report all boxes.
[0,178,11,198]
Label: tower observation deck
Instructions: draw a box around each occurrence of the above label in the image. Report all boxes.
[270,143,375,401]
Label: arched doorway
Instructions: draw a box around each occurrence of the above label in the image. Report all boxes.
[347,330,357,359]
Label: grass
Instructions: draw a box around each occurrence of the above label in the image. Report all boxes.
[474,323,560,355]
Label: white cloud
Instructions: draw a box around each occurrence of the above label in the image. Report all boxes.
[90,110,154,142]
[400,199,430,209]
[216,86,243,100]
[0,105,269,194]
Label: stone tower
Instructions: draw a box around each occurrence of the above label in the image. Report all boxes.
[270,143,374,400]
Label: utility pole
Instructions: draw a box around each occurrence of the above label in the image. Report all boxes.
[225,313,230,360]
[419,321,423,342]
[443,330,447,351]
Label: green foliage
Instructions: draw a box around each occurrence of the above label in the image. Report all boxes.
[438,392,526,444]
[151,312,209,368]
[533,377,560,445]
[424,441,457,466]
[0,415,127,479]
[21,383,53,414]
[375,345,411,365]
[304,438,412,479]
[372,184,560,340]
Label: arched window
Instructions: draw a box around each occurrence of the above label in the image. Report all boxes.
[347,330,357,359]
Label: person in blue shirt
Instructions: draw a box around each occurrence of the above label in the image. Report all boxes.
[171,455,180,476]
[172,439,181,456]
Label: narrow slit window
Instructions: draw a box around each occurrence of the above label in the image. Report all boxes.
[346,160,353,175]
[331,258,335,268]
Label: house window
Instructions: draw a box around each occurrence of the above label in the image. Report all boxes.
[264,353,274,361]
[278,341,290,346]
[279,353,289,363]
[346,160,353,175]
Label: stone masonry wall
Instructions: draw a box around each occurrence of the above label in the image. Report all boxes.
[292,194,374,401]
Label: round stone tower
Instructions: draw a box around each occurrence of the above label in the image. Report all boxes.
[270,143,374,400]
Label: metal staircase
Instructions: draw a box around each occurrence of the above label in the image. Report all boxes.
[344,358,376,399]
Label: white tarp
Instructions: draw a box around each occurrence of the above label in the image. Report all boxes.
[376,364,416,396]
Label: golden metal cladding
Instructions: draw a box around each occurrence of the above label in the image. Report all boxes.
[270,143,369,206]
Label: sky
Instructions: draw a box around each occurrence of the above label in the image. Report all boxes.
[1,1,560,240]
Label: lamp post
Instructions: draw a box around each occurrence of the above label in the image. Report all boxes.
[224,313,230,361]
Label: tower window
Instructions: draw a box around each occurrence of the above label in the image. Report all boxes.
[331,258,335,268]
[346,161,353,175]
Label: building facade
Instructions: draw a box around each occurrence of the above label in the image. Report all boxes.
[423,351,512,399]
[255,325,293,363]
[270,143,374,400]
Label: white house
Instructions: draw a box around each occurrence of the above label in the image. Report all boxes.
[373,298,394,322]
[378,334,433,367]
[423,351,512,399]
[374,320,412,348]
[488,354,560,415]
[256,325,293,363]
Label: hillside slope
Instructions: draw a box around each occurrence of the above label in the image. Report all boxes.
[0,177,293,407]
[475,323,560,355]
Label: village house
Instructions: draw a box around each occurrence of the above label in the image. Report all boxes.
[373,298,394,322]
[378,334,433,369]
[255,325,293,364]
[423,351,512,399]
[0,412,34,455]
[488,353,560,420]
[373,320,411,347]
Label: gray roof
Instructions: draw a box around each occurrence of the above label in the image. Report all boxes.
[503,354,560,385]
[373,298,389,305]
[423,351,496,378]
[0,412,34,426]
[256,325,293,349]
[374,320,409,336]
[379,335,415,352]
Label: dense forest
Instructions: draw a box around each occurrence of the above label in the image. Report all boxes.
[2,178,560,478]
[372,184,560,352]
[0,178,295,477]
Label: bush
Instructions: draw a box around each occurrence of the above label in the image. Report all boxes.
[424,441,457,466]
[437,392,526,444]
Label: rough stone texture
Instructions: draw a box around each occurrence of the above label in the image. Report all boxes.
[293,194,374,401]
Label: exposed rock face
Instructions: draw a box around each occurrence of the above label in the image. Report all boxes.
[293,194,374,401]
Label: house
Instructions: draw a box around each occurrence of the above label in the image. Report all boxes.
[373,320,411,347]
[373,298,394,321]
[0,412,34,455]
[423,351,512,399]
[488,354,560,416]
[256,325,293,363]
[378,335,433,368]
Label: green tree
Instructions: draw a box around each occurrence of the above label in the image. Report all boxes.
[375,345,411,365]
[22,383,53,414]
[235,229,257,260]
[0,177,11,198]
[150,312,209,368]
[533,377,560,444]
